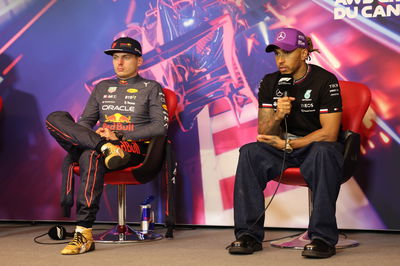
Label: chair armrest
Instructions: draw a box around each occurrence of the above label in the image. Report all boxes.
[342,130,361,183]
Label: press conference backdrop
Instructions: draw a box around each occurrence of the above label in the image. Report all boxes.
[0,0,399,230]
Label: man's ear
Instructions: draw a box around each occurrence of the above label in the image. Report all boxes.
[301,48,309,61]
[137,56,143,66]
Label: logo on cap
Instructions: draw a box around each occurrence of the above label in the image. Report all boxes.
[120,43,132,48]
[277,32,286,41]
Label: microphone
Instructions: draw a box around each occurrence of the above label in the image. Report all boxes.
[277,74,294,97]
[48,225,75,240]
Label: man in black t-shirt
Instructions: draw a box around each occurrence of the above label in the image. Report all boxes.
[46,37,168,255]
[228,28,343,258]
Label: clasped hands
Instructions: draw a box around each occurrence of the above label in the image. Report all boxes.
[96,127,118,140]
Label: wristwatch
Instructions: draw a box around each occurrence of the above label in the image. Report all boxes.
[283,140,293,153]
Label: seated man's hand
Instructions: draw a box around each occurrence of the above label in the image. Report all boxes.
[257,135,285,150]
[96,127,118,140]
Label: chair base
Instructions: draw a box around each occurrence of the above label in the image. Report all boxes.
[94,224,163,243]
[270,231,359,250]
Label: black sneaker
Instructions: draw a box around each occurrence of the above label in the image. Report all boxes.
[302,238,336,258]
[228,235,263,255]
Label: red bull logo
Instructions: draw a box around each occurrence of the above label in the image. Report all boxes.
[103,113,134,131]
[105,113,131,123]
[117,141,141,154]
[102,122,134,131]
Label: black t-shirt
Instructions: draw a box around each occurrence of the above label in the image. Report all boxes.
[258,64,342,136]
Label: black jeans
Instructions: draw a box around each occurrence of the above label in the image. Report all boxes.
[233,141,344,246]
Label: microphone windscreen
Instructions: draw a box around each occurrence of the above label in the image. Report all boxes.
[48,225,67,240]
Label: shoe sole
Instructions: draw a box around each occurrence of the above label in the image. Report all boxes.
[302,249,335,258]
[228,244,262,255]
[105,152,131,170]
[61,242,95,255]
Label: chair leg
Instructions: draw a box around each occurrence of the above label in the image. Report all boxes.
[93,184,163,243]
[164,141,176,238]
[270,189,359,249]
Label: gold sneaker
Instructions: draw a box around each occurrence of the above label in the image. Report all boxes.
[101,143,131,170]
[60,226,95,255]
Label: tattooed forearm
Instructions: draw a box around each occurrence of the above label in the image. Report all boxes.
[258,108,282,135]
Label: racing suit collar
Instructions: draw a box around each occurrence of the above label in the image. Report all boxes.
[118,74,141,84]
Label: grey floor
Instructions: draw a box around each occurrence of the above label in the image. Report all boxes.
[0,222,399,266]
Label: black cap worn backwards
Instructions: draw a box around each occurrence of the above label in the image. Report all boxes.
[104,37,142,56]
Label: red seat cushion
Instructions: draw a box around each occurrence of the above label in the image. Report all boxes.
[277,168,308,187]
[73,165,144,185]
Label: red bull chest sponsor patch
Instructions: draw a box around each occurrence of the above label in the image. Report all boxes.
[103,113,134,131]
[105,113,131,123]
[102,122,134,131]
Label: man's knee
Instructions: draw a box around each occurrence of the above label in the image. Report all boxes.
[239,142,263,154]
[239,142,260,159]
[46,111,72,123]
[302,142,343,179]
[79,149,100,163]
[308,142,340,156]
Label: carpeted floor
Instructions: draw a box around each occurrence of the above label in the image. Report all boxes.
[0,222,399,266]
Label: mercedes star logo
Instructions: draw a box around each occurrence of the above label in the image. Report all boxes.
[277,31,286,41]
